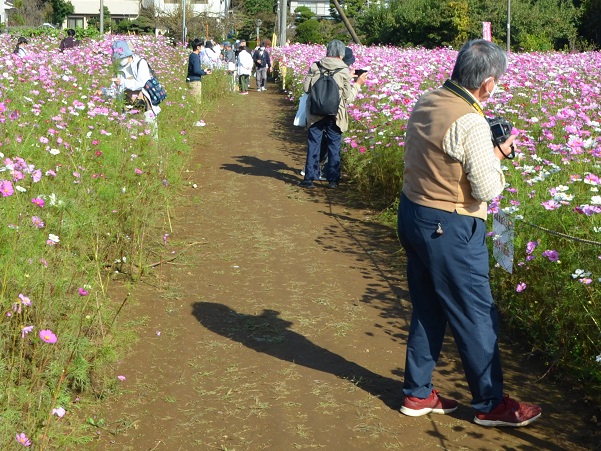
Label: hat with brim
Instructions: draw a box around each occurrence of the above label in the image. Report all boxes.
[111,40,133,61]
[342,47,355,67]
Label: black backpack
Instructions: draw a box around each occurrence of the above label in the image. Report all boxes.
[309,62,343,116]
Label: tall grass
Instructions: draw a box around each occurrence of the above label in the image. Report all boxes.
[0,33,231,447]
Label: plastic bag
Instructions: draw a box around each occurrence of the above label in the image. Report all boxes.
[293,93,308,127]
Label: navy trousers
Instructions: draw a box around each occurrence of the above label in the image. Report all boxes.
[304,117,341,182]
[397,193,503,412]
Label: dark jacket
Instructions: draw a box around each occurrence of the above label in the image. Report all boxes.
[187,52,208,82]
[252,48,271,69]
[59,36,79,52]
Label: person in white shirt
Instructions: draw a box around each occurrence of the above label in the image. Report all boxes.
[237,45,253,95]
[13,37,28,57]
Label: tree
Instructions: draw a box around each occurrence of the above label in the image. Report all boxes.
[295,18,325,43]
[329,0,367,21]
[356,0,581,50]
[578,0,601,46]
[50,0,74,26]
[294,6,316,24]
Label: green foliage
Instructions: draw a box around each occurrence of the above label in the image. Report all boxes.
[329,0,367,21]
[294,6,316,24]
[356,0,582,50]
[50,0,74,26]
[242,0,276,15]
[295,19,325,44]
[578,0,601,47]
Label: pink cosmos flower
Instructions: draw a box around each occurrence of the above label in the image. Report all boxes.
[52,407,66,418]
[21,325,34,338]
[39,329,57,344]
[117,375,126,381]
[526,241,538,254]
[18,294,31,306]
[31,216,44,228]
[78,287,89,296]
[0,180,14,197]
[32,169,42,183]
[15,432,31,446]
[580,278,593,284]
[31,197,45,208]
[542,250,560,262]
[516,282,527,292]
[135,168,143,175]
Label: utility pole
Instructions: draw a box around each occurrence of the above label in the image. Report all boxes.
[278,0,287,46]
[100,0,104,34]
[182,0,187,44]
[256,19,262,46]
[331,0,361,45]
[506,0,511,52]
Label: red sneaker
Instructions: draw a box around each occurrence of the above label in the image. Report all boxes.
[400,390,458,417]
[474,394,541,427]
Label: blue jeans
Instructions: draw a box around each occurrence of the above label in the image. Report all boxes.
[304,117,341,182]
[397,193,503,412]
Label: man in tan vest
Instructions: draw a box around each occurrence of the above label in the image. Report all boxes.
[397,39,541,427]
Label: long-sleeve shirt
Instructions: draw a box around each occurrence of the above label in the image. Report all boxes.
[187,52,208,82]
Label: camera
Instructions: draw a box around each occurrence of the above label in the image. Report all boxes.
[486,116,515,159]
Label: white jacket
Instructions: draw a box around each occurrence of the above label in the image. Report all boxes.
[117,55,161,116]
[237,50,253,76]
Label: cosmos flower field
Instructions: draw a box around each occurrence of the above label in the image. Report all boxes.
[0,34,200,446]
[273,44,601,385]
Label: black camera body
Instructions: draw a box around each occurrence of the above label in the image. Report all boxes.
[487,116,515,159]
[487,116,512,143]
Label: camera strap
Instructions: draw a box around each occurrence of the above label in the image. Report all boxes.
[442,79,484,116]
[442,79,515,159]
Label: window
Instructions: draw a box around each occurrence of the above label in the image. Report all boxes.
[67,17,84,29]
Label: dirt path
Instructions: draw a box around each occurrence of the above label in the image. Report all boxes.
[95,83,592,450]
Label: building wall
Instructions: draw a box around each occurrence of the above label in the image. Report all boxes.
[290,0,331,17]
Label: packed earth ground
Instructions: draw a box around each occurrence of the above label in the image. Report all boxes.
[91,80,597,450]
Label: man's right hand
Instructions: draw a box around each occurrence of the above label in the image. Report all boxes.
[355,72,368,86]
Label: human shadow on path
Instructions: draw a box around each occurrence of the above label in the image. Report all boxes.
[191,301,405,410]
[220,155,301,186]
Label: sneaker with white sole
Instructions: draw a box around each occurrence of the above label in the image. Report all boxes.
[400,390,458,417]
[474,394,541,427]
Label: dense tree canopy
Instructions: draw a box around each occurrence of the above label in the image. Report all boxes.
[355,0,586,50]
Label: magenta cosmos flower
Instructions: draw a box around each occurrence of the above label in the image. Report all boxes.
[15,432,31,446]
[0,180,14,197]
[39,329,57,344]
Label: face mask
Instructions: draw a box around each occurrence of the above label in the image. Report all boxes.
[119,58,130,68]
[260,47,265,51]
[485,78,498,100]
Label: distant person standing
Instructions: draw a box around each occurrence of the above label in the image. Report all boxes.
[203,41,221,69]
[222,42,236,91]
[13,37,28,57]
[252,41,271,91]
[237,44,253,95]
[299,40,367,189]
[187,38,212,102]
[59,29,79,52]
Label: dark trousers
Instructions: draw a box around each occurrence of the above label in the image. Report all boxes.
[397,193,503,413]
[304,117,341,182]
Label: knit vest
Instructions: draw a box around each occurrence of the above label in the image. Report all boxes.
[402,88,487,219]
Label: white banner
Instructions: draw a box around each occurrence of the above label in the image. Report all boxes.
[492,210,514,274]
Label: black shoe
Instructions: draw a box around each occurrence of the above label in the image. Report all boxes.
[328,181,338,189]
[298,180,315,189]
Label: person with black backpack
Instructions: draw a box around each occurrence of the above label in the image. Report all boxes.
[299,40,367,189]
